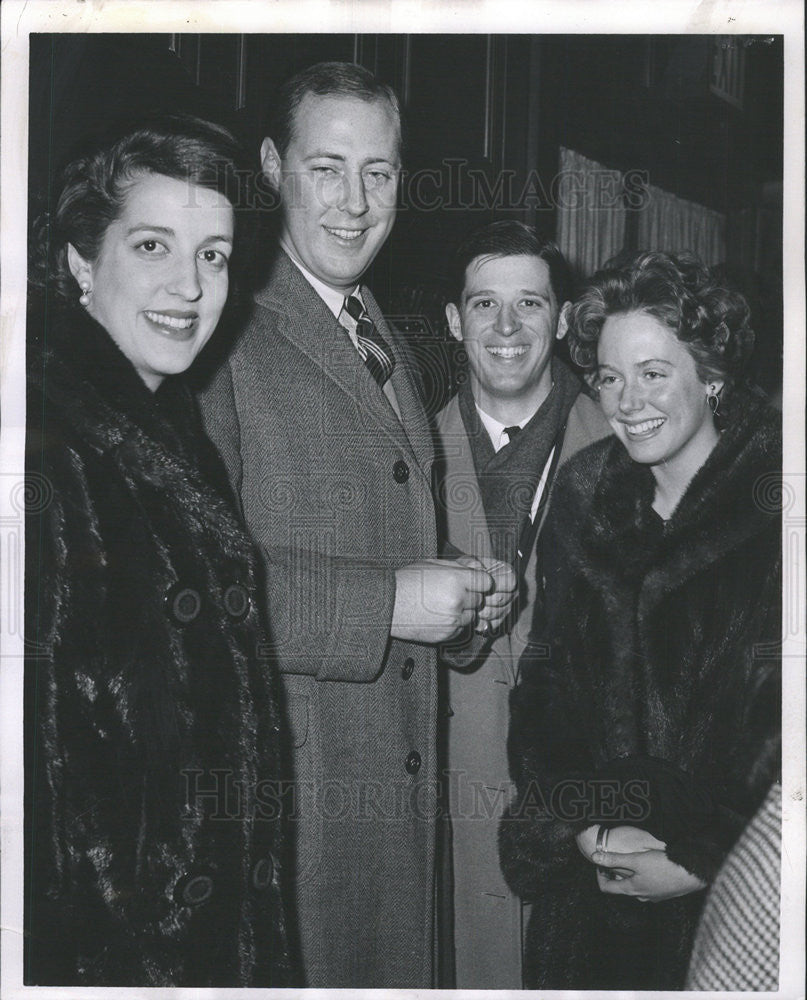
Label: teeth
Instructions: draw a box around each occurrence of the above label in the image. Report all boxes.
[145,311,195,330]
[625,418,665,435]
[486,346,528,358]
[327,228,364,240]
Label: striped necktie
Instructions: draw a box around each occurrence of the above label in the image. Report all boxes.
[341,294,396,387]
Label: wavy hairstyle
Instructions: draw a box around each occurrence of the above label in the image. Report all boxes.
[30,113,248,308]
[567,251,754,420]
[450,220,573,307]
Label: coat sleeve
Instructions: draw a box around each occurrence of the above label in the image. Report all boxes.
[197,358,398,684]
[498,605,596,899]
[664,543,782,883]
[259,543,398,683]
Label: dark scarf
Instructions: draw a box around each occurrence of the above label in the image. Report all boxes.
[458,357,582,563]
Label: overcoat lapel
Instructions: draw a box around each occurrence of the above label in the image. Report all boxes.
[365,292,435,479]
[437,395,493,559]
[255,253,431,482]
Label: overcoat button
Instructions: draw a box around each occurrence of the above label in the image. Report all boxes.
[166,584,202,625]
[251,856,275,890]
[174,871,214,906]
[393,459,410,483]
[405,750,422,775]
[223,582,251,621]
[401,657,415,680]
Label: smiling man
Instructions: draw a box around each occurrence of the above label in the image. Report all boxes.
[435,221,611,988]
[197,63,514,989]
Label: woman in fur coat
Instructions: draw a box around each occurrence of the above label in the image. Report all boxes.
[500,252,781,989]
[25,116,292,986]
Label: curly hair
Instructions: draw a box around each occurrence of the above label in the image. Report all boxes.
[567,251,755,413]
[30,113,248,307]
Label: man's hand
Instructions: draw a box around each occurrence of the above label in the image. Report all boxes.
[391,558,494,643]
[456,556,517,634]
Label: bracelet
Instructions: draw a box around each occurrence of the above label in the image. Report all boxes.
[595,824,609,854]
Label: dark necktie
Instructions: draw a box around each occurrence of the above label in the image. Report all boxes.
[503,425,521,444]
[342,294,395,388]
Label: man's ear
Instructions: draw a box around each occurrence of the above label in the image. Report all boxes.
[260,137,283,189]
[556,301,572,341]
[445,302,463,342]
[67,243,92,286]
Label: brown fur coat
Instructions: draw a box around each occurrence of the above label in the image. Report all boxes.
[25,307,293,986]
[501,390,781,989]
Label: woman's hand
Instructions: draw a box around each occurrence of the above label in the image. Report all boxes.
[592,846,707,902]
[576,824,665,861]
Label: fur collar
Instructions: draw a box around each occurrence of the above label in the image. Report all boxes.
[30,306,201,462]
[558,389,781,608]
[29,305,248,562]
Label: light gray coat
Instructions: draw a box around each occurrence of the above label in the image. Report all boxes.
[434,388,610,988]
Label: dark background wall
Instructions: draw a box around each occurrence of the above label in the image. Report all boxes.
[29,32,783,398]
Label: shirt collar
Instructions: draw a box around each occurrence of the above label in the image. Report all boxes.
[475,405,531,453]
[281,241,362,318]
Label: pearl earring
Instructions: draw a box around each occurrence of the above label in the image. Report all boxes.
[79,283,91,307]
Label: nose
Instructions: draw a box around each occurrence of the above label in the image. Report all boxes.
[339,171,369,217]
[493,303,521,337]
[166,254,202,301]
[618,378,644,414]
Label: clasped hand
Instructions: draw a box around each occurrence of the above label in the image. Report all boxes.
[391,556,516,644]
[575,825,707,903]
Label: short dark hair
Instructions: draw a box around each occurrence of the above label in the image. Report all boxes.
[567,250,755,419]
[268,60,402,160]
[31,113,247,306]
[450,220,573,306]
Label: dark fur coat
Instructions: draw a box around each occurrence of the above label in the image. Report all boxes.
[24,308,293,986]
[500,391,781,989]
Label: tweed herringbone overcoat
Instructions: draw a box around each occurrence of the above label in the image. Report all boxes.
[197,250,439,988]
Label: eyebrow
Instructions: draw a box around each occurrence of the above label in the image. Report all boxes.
[597,357,673,370]
[466,289,550,299]
[303,152,398,167]
[125,224,175,237]
[124,224,233,243]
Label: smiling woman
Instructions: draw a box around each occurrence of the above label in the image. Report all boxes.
[66,172,234,389]
[25,116,293,987]
[501,251,781,989]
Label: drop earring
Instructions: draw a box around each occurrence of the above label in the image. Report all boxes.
[79,283,91,307]
[707,385,721,416]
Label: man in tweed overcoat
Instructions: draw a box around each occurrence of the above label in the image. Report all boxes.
[198,61,514,988]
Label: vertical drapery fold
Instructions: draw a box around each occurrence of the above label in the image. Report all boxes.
[555,148,726,277]
[637,183,726,266]
[556,147,626,279]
